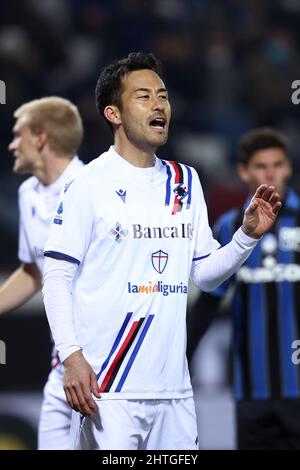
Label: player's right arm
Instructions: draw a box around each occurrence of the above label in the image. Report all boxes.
[0,263,41,315]
[43,256,100,417]
[42,170,100,416]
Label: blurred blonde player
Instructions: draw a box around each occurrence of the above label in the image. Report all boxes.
[0,97,84,449]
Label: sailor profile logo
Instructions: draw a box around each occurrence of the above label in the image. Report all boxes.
[151,250,168,274]
[173,183,188,202]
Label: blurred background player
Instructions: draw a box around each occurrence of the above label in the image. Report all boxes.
[188,127,300,449]
[0,97,84,449]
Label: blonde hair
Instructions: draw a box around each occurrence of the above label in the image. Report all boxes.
[14,96,83,156]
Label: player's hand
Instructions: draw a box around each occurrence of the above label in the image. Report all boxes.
[242,184,282,239]
[63,350,101,417]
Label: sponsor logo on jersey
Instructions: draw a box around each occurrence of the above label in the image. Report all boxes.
[128,281,188,296]
[152,250,168,274]
[279,227,300,252]
[260,228,300,253]
[109,222,193,242]
[116,188,127,203]
[237,256,300,283]
[110,222,129,243]
[132,223,193,240]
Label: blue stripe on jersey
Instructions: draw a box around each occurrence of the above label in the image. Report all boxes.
[247,245,269,398]
[249,282,269,398]
[286,188,300,211]
[211,210,237,297]
[96,312,133,381]
[43,250,80,265]
[115,315,154,392]
[233,291,243,399]
[217,210,237,245]
[162,160,172,206]
[184,164,192,208]
[276,215,299,397]
[192,252,212,262]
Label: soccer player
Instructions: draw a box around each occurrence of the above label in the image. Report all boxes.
[188,127,300,449]
[0,97,84,449]
[42,53,281,450]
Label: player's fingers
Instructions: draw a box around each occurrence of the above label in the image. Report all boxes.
[67,385,81,413]
[272,201,282,215]
[269,192,281,205]
[73,383,93,417]
[91,373,101,399]
[261,185,275,201]
[245,199,258,215]
[81,382,97,414]
[253,184,268,199]
[64,387,74,410]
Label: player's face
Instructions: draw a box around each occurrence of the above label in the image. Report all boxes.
[8,116,41,174]
[118,69,171,151]
[238,148,292,197]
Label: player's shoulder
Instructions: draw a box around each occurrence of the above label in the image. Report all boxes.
[159,159,200,188]
[160,158,196,174]
[18,176,39,196]
[63,151,110,189]
[285,187,300,212]
[64,152,107,196]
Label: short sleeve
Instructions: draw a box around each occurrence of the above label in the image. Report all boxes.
[192,170,220,262]
[44,174,93,264]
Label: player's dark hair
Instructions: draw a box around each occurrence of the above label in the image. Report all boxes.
[239,127,288,164]
[95,52,164,129]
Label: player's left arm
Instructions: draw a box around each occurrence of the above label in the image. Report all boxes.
[191,185,281,292]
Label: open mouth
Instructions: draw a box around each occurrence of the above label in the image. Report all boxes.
[149,117,166,129]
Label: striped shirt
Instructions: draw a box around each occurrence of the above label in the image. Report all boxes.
[213,189,300,400]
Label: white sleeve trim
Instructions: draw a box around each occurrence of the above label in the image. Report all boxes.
[42,257,82,363]
[190,227,260,292]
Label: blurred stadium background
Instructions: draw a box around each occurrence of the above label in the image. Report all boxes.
[1,0,300,449]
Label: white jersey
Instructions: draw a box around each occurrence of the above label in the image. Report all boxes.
[44,146,219,399]
[18,156,84,274]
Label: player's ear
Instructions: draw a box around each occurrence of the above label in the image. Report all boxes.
[237,163,250,184]
[36,131,48,152]
[104,105,121,127]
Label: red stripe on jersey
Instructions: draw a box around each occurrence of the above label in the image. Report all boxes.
[99,321,140,392]
[169,161,182,215]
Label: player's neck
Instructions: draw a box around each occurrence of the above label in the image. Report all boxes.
[114,137,156,169]
[35,153,72,186]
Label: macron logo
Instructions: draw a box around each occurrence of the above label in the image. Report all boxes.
[116,189,126,203]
